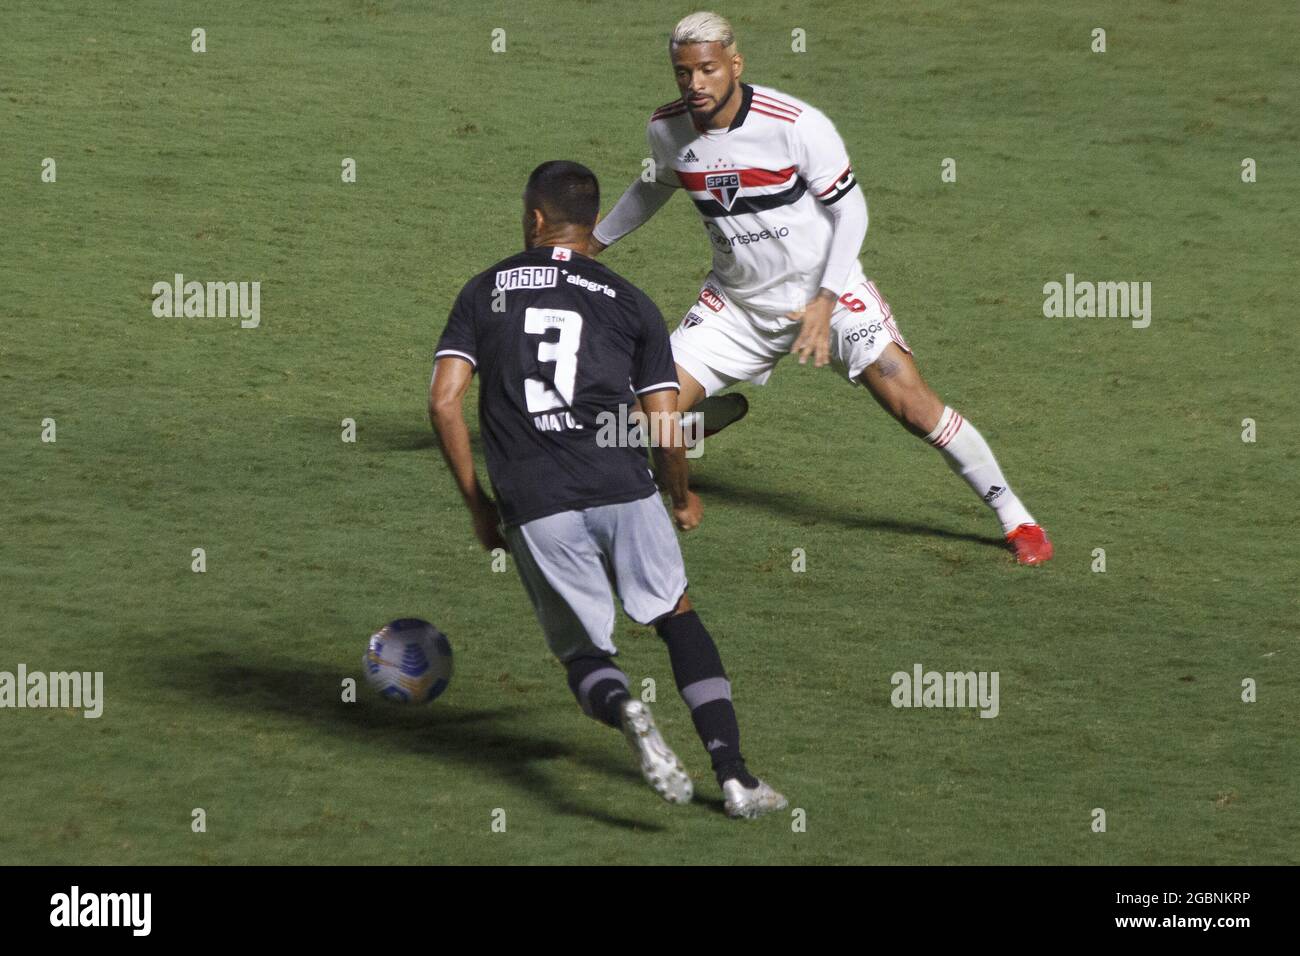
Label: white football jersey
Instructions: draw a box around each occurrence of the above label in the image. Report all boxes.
[647,82,861,326]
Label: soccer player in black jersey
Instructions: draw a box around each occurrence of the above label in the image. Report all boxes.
[429,161,785,818]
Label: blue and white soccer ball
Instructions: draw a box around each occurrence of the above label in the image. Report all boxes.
[363,618,453,704]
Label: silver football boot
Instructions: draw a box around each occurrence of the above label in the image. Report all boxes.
[619,699,693,804]
[722,777,788,820]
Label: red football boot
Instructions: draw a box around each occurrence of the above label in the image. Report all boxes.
[1006,523,1054,565]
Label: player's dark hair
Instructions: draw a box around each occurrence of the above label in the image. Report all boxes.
[524,161,600,228]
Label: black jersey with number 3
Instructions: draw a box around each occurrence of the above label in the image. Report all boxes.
[434,245,680,527]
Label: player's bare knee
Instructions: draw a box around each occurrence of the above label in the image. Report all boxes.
[881,394,910,424]
[865,375,941,436]
[648,592,693,630]
[860,373,908,422]
[880,366,943,434]
[904,391,944,434]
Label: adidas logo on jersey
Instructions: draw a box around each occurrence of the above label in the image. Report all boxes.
[681,148,699,163]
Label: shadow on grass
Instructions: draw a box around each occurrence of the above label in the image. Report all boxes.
[351,415,1001,551]
[163,649,666,833]
[690,473,1006,550]
[294,413,439,452]
[347,413,457,453]
[371,428,438,453]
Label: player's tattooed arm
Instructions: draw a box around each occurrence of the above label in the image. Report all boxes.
[429,357,507,551]
[786,288,837,368]
[641,389,702,531]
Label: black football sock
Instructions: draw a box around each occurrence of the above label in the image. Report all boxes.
[564,656,631,729]
[654,610,758,788]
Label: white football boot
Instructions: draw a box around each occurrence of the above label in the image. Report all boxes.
[722,777,788,820]
[619,699,693,804]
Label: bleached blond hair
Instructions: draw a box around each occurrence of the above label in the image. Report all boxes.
[670,12,736,51]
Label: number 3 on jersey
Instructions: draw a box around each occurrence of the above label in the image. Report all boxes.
[524,307,584,413]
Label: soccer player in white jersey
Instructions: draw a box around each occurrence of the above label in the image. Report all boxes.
[590,11,1053,565]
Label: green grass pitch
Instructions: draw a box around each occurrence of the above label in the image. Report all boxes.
[1,0,1296,865]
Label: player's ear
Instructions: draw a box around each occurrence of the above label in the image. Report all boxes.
[524,206,543,242]
[732,51,744,81]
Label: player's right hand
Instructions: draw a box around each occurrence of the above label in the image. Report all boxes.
[470,500,508,552]
[672,491,703,531]
[786,292,835,368]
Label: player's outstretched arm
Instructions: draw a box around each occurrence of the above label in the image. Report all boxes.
[786,187,868,367]
[816,183,868,297]
[428,356,506,551]
[589,177,676,255]
[642,389,701,531]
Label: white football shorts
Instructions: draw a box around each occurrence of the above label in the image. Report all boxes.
[503,492,688,663]
[670,271,911,397]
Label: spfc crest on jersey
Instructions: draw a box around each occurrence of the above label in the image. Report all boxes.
[704,171,741,210]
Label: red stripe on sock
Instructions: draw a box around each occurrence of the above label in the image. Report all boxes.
[931,412,963,448]
[930,408,961,447]
[936,414,964,448]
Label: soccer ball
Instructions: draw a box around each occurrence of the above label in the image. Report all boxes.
[363,618,453,704]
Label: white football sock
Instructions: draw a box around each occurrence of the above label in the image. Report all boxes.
[924,407,1034,533]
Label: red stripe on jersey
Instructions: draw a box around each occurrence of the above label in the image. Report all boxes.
[816,164,853,197]
[753,92,802,115]
[675,165,798,191]
[653,97,684,114]
[885,319,908,351]
[863,280,893,319]
[751,106,797,123]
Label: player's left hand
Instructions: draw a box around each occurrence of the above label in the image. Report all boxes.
[787,292,835,367]
[672,490,703,531]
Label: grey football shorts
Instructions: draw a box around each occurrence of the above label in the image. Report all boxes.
[503,492,688,662]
